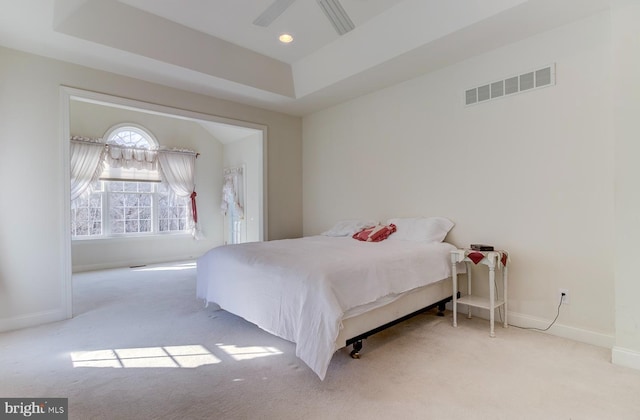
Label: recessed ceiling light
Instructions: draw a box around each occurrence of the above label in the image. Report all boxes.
[279,33,294,44]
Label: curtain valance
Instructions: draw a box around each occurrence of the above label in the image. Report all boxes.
[105,144,159,171]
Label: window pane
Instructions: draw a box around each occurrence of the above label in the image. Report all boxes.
[111,192,125,207]
[140,207,151,220]
[138,182,153,193]
[108,128,153,149]
[140,219,151,232]
[125,207,139,220]
[157,183,169,194]
[156,183,188,233]
[124,182,138,192]
[112,220,124,234]
[110,207,124,220]
[108,181,124,192]
[75,195,88,207]
[157,192,189,232]
[76,207,88,221]
[125,194,139,206]
[126,220,139,233]
[90,222,102,235]
[139,194,152,207]
[71,190,102,237]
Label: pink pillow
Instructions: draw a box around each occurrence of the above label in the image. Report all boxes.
[352,224,397,242]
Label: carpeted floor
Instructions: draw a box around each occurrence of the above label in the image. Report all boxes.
[1,260,639,419]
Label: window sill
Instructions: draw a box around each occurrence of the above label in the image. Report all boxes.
[72,232,192,243]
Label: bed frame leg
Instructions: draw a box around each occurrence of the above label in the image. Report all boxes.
[350,340,363,359]
[436,301,446,317]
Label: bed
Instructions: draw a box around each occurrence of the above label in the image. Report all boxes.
[196,218,458,380]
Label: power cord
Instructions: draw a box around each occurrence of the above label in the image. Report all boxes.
[499,292,566,331]
[498,290,564,332]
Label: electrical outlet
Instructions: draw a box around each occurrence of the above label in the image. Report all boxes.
[558,288,570,305]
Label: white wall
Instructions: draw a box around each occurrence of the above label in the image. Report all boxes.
[611,1,640,369]
[303,12,615,345]
[0,46,302,332]
[223,133,263,243]
[69,100,224,272]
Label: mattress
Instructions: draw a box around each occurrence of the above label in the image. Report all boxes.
[197,235,456,379]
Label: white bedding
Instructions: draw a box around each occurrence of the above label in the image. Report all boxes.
[196,236,456,380]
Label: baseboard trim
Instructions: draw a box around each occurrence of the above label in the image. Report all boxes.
[0,308,67,333]
[507,310,614,348]
[72,255,195,273]
[612,346,640,370]
[447,304,614,348]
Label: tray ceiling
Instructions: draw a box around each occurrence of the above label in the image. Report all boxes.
[0,0,612,116]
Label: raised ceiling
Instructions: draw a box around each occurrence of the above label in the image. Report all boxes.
[0,0,612,116]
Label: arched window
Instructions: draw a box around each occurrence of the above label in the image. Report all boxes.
[101,124,160,182]
[71,124,189,238]
[105,124,158,149]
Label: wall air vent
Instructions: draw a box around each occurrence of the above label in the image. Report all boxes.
[465,63,555,106]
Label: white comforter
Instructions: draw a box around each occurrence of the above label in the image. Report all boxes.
[196,236,455,380]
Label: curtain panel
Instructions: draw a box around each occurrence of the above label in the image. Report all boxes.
[70,137,106,201]
[221,167,244,218]
[158,151,201,238]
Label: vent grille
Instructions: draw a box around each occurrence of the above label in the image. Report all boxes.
[465,64,555,106]
[253,0,296,27]
[317,0,355,35]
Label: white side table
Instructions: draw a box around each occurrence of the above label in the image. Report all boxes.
[451,249,509,337]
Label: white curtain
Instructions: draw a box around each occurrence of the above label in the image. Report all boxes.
[221,168,244,218]
[104,144,158,170]
[101,144,160,182]
[70,138,106,201]
[158,151,200,238]
[221,167,245,244]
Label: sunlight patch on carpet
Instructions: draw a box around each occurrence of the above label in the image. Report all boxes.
[131,262,196,272]
[70,344,219,368]
[216,344,283,361]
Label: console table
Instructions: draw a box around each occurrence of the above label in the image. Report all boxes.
[451,249,509,337]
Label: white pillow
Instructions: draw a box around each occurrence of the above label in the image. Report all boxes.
[386,217,454,242]
[321,220,377,237]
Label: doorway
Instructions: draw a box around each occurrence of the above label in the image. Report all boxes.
[61,87,267,317]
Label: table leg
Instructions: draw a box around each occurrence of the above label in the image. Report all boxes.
[452,259,457,328]
[489,264,496,338]
[503,265,508,328]
[466,262,472,319]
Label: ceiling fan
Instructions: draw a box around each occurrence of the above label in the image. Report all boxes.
[253,0,355,35]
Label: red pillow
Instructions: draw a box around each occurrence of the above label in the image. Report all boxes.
[352,224,397,242]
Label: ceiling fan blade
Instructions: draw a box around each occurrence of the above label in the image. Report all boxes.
[317,0,354,35]
[253,0,296,27]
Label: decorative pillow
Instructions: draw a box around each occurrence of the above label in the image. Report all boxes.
[352,224,397,242]
[386,217,454,242]
[321,219,377,237]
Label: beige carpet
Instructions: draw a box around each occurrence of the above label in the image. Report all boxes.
[1,261,639,419]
